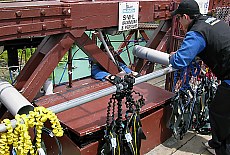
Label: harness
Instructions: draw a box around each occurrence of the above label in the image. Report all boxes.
[168,61,218,139]
[100,75,146,155]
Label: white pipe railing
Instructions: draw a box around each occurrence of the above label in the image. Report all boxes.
[97,29,125,72]
[98,29,118,66]
[48,66,176,113]
[0,81,34,115]
[133,45,170,66]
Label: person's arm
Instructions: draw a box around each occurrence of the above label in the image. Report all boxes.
[169,31,206,69]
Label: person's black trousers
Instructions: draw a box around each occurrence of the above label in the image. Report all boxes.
[209,81,230,155]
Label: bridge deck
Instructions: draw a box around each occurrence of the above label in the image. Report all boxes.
[145,131,212,155]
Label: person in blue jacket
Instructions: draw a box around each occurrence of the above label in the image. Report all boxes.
[91,43,137,82]
[170,0,230,154]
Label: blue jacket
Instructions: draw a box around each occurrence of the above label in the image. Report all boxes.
[170,31,230,85]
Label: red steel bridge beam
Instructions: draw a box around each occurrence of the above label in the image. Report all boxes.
[0,1,174,41]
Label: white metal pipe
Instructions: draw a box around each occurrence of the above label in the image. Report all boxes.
[0,81,34,116]
[97,29,125,72]
[43,79,54,95]
[98,29,118,66]
[133,45,170,66]
[0,66,176,132]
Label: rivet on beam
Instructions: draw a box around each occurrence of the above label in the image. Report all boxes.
[63,20,68,27]
[40,9,46,16]
[17,27,22,33]
[63,9,71,15]
[15,11,22,17]
[42,24,47,30]
[165,12,169,17]
[165,5,169,9]
[139,6,142,11]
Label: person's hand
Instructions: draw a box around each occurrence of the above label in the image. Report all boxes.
[169,52,176,62]
[170,52,176,57]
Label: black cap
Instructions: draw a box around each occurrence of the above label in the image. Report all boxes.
[171,0,200,16]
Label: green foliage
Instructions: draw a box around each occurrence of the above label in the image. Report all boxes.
[18,48,35,63]
[59,52,68,65]
[0,48,35,83]
[0,50,8,62]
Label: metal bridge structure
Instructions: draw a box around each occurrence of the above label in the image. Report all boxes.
[0,0,229,154]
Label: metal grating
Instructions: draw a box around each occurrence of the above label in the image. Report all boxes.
[215,7,230,25]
